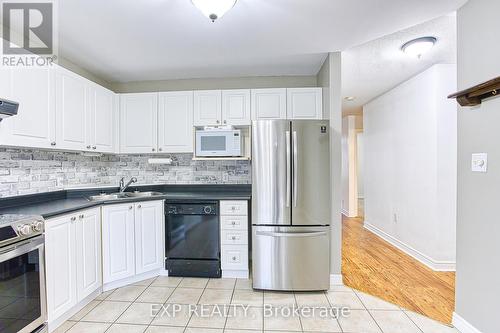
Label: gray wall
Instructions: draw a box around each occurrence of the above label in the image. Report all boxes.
[0,149,250,198]
[111,75,318,93]
[455,0,500,332]
[317,53,343,277]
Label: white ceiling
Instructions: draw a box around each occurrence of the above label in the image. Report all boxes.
[342,14,457,115]
[58,0,466,83]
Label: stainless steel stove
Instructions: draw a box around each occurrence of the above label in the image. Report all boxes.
[0,214,47,333]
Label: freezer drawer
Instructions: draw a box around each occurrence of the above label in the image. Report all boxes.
[252,226,330,291]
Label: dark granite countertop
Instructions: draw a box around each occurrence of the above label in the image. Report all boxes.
[0,184,251,219]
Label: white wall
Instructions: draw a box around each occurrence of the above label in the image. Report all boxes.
[363,64,457,271]
[341,116,358,217]
[454,0,500,332]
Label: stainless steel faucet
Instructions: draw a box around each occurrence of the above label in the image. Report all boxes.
[119,177,137,192]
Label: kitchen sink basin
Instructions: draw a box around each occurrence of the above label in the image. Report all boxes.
[125,191,164,197]
[87,191,164,201]
[87,193,130,201]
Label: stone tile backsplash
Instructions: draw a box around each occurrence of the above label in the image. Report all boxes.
[0,148,251,198]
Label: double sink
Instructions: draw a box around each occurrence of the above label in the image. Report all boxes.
[87,191,164,201]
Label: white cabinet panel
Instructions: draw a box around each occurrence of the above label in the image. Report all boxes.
[0,66,56,148]
[75,208,102,302]
[194,90,221,126]
[222,90,251,126]
[158,91,193,153]
[287,88,322,119]
[46,214,77,321]
[134,201,164,274]
[89,85,115,153]
[221,245,248,270]
[220,200,248,215]
[56,67,88,150]
[220,215,248,230]
[120,93,158,153]
[102,204,136,284]
[251,88,286,120]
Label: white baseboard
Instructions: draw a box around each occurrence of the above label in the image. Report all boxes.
[452,312,483,333]
[364,222,456,272]
[330,274,343,286]
[222,270,249,279]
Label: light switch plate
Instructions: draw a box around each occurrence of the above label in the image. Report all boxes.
[471,153,488,172]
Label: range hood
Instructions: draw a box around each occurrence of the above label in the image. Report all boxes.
[0,98,19,121]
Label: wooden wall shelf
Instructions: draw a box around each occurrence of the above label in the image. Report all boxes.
[448,76,500,107]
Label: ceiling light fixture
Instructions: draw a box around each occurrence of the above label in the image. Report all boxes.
[401,36,437,58]
[191,0,237,22]
[344,96,356,102]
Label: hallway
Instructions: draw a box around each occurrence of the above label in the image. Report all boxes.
[342,211,456,323]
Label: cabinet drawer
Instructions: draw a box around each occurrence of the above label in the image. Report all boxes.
[220,215,248,230]
[221,245,248,270]
[221,229,248,245]
[220,200,248,216]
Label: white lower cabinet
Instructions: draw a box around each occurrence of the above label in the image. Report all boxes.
[46,208,101,323]
[102,200,164,284]
[220,200,249,278]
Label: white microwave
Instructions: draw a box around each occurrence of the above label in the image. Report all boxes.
[195,129,243,157]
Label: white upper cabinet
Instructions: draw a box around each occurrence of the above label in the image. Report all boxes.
[120,93,158,153]
[88,84,115,153]
[134,201,164,274]
[56,67,88,151]
[251,88,287,120]
[222,90,251,126]
[158,91,194,153]
[286,88,323,119]
[194,90,222,126]
[0,66,56,148]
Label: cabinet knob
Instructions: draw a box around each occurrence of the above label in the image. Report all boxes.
[231,236,236,240]
[70,216,77,222]
[50,142,56,146]
[159,148,162,152]
[92,146,97,150]
[137,204,142,209]
[86,145,91,149]
[79,214,84,219]
[223,120,227,124]
[232,256,237,261]
[216,120,220,124]
[129,206,133,210]
[152,148,156,152]
[231,221,236,225]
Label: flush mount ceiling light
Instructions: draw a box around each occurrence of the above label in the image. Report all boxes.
[401,36,437,58]
[344,96,356,102]
[191,0,238,22]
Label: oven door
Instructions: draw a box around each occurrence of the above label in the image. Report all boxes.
[0,236,47,333]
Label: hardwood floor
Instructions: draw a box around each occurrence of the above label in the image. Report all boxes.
[341,205,456,324]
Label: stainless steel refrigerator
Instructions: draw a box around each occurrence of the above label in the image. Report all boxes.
[252,119,331,291]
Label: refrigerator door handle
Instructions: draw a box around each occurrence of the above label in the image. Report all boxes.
[293,131,298,207]
[256,231,327,238]
[286,130,291,207]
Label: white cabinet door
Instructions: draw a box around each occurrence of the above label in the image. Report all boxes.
[120,93,158,153]
[158,91,194,153]
[134,201,164,274]
[56,67,88,150]
[102,204,136,284]
[286,88,323,119]
[89,84,115,153]
[46,214,77,321]
[251,88,286,120]
[75,208,102,302]
[222,90,251,126]
[0,66,56,148]
[194,90,222,126]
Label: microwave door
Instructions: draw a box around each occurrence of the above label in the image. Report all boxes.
[196,132,227,157]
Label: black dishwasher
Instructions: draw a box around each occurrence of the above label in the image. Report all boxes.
[165,201,221,278]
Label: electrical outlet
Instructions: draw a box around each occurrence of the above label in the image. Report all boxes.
[393,213,398,224]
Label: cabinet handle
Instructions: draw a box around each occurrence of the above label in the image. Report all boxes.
[231,236,236,240]
[232,256,237,261]
[86,145,91,149]
[137,204,142,209]
[159,148,162,152]
[79,214,84,219]
[50,142,56,146]
[152,148,156,152]
[92,146,97,150]
[223,120,227,124]
[216,120,220,124]
[70,216,76,222]
[231,221,236,225]
[129,206,133,210]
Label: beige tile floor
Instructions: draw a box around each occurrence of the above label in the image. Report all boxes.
[53,276,460,333]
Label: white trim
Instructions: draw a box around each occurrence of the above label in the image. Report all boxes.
[364,221,456,271]
[452,312,483,333]
[330,274,343,286]
[103,269,162,292]
[222,270,249,279]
